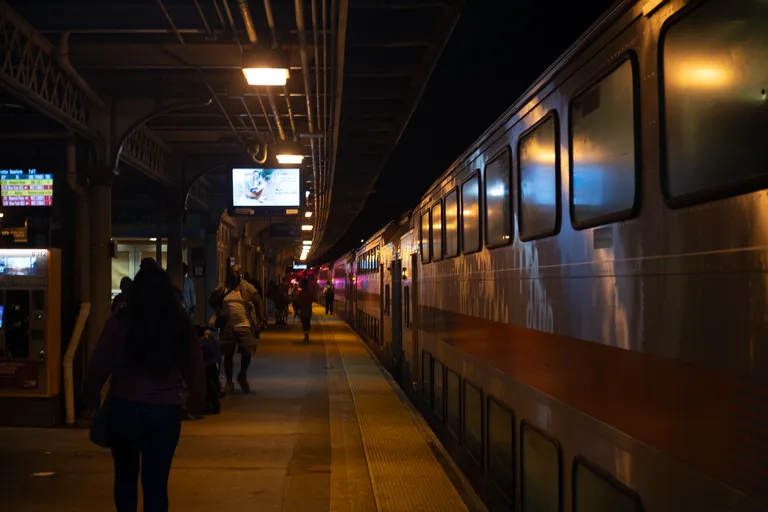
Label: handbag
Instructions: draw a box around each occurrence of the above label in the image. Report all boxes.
[89,394,113,448]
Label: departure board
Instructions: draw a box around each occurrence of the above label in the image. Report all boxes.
[0,169,53,207]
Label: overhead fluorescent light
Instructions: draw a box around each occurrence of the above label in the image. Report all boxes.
[276,154,303,164]
[305,211,312,218]
[242,67,289,86]
[301,225,313,231]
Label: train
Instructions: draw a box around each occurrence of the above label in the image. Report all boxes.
[316,0,768,510]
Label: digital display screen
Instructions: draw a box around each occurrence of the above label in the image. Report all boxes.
[0,249,47,276]
[232,168,300,207]
[0,169,53,207]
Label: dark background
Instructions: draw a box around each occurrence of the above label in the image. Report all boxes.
[327,0,617,260]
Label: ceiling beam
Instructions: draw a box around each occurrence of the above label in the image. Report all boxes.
[68,43,306,69]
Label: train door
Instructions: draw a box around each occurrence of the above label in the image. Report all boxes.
[410,252,420,391]
[391,258,403,381]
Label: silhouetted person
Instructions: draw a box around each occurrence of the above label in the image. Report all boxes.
[296,278,314,342]
[323,280,334,315]
[111,277,132,313]
[85,265,205,512]
[182,263,196,316]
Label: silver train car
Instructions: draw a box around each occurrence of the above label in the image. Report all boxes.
[328,0,768,510]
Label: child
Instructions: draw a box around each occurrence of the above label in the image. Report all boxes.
[198,324,222,415]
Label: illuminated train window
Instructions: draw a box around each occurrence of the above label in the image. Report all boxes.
[464,381,483,466]
[570,57,639,228]
[521,422,562,512]
[485,148,513,248]
[446,369,461,439]
[461,172,482,254]
[573,457,643,512]
[431,200,443,261]
[518,113,560,241]
[444,189,459,258]
[660,0,768,206]
[488,397,514,502]
[420,210,431,264]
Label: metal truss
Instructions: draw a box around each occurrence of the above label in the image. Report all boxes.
[120,126,172,183]
[187,176,211,211]
[0,2,97,136]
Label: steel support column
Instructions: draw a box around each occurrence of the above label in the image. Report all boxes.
[166,187,184,290]
[86,167,112,360]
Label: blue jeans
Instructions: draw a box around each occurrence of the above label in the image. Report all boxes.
[110,399,181,512]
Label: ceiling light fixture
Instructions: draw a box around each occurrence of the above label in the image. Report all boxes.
[274,140,305,165]
[242,48,289,86]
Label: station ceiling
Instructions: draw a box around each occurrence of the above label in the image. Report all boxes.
[0,0,463,259]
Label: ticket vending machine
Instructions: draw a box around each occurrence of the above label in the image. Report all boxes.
[0,249,61,426]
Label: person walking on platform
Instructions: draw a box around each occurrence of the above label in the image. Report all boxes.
[182,263,196,317]
[85,265,205,512]
[295,278,314,342]
[111,277,132,313]
[209,264,263,394]
[323,280,335,315]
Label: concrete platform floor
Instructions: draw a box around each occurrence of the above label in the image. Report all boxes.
[0,306,485,512]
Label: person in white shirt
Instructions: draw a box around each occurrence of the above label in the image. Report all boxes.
[182,263,196,316]
[208,264,263,394]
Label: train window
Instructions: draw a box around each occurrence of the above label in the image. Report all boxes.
[661,0,768,205]
[485,148,513,248]
[431,201,443,261]
[570,58,638,228]
[444,189,459,258]
[488,397,514,501]
[519,114,560,241]
[521,422,561,512]
[464,381,483,465]
[420,211,431,264]
[433,360,445,420]
[461,172,482,254]
[421,351,432,404]
[446,369,461,439]
[573,457,643,512]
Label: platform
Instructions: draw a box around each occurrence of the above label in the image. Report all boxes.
[0,305,485,512]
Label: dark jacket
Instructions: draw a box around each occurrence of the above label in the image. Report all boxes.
[84,312,206,413]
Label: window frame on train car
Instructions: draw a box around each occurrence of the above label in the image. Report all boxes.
[420,209,431,264]
[517,111,562,242]
[658,0,768,208]
[572,455,644,512]
[431,199,444,262]
[520,421,563,512]
[463,379,484,468]
[460,170,483,255]
[568,52,642,230]
[443,187,460,259]
[487,395,515,505]
[484,146,514,250]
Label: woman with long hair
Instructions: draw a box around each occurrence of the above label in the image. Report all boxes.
[85,265,205,512]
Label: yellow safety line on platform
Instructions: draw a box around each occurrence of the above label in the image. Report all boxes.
[319,312,469,512]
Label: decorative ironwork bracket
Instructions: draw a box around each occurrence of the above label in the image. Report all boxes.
[120,126,173,184]
[0,1,98,137]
